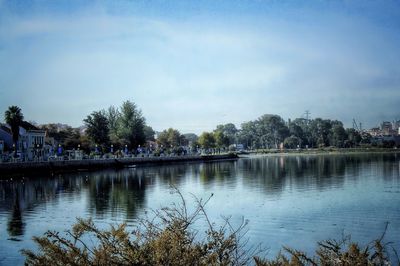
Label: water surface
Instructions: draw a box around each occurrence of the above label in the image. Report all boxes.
[1,153,399,264]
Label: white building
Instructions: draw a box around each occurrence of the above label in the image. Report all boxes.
[20,129,46,160]
[1,122,46,160]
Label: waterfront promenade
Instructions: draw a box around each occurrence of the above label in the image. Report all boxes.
[0,153,238,176]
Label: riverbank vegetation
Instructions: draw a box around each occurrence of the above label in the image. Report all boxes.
[22,191,397,266]
[3,103,399,157]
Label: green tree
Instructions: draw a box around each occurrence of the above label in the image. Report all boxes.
[254,114,289,149]
[346,128,362,147]
[157,128,185,148]
[64,128,82,150]
[83,110,110,149]
[330,124,347,148]
[288,122,304,145]
[183,133,198,144]
[117,101,146,148]
[4,106,24,153]
[283,135,301,149]
[144,125,155,142]
[214,130,229,148]
[291,118,311,147]
[309,118,332,147]
[237,121,257,148]
[39,124,73,146]
[106,105,121,143]
[198,132,215,149]
[215,123,238,145]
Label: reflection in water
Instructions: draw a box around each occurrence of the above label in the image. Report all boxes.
[239,153,399,195]
[85,170,148,220]
[0,153,399,264]
[199,162,237,187]
[7,191,25,237]
[1,153,399,235]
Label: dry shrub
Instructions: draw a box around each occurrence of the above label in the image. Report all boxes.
[254,223,398,266]
[22,189,259,266]
[22,190,398,266]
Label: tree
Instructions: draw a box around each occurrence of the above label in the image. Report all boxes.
[83,110,110,149]
[238,121,257,149]
[64,128,82,150]
[288,122,304,146]
[214,130,229,148]
[198,132,215,149]
[144,126,155,142]
[248,114,289,149]
[330,124,347,148]
[309,118,332,147]
[117,101,146,148]
[157,128,185,148]
[183,133,198,144]
[40,124,77,148]
[291,118,311,147]
[4,106,24,153]
[346,128,362,147]
[215,123,238,145]
[284,135,301,149]
[106,106,121,143]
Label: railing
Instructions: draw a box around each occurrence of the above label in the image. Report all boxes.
[0,151,234,164]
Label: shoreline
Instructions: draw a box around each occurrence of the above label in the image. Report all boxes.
[1,148,399,177]
[242,148,400,157]
[0,153,238,177]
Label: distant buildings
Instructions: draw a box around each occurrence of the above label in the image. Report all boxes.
[365,120,400,147]
[366,120,400,137]
[0,125,13,150]
[0,121,47,160]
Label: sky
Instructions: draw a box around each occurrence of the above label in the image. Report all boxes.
[0,0,399,134]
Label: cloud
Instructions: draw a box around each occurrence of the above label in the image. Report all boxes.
[0,1,399,133]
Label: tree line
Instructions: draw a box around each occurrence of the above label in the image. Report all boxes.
[44,101,155,153]
[187,115,371,151]
[3,103,381,155]
[236,114,369,149]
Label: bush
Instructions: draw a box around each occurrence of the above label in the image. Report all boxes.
[22,191,397,266]
[22,190,257,266]
[255,234,395,265]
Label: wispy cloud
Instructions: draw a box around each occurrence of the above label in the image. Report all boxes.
[0,1,399,132]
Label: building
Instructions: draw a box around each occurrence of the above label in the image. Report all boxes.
[393,120,400,132]
[1,121,46,160]
[19,122,46,160]
[367,127,381,137]
[0,124,13,151]
[368,120,400,137]
[381,121,393,135]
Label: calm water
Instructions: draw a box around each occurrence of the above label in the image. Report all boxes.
[1,153,400,265]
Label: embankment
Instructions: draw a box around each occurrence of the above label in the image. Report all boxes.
[0,153,238,176]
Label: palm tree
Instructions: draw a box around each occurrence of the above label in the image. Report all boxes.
[4,106,24,154]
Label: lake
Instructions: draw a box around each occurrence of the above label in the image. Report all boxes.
[1,153,399,265]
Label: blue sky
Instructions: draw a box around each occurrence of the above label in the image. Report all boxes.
[0,0,399,133]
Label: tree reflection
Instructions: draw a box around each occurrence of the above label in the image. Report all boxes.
[237,154,394,194]
[154,164,190,186]
[85,169,147,220]
[199,161,237,187]
[7,190,25,236]
[0,153,398,239]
